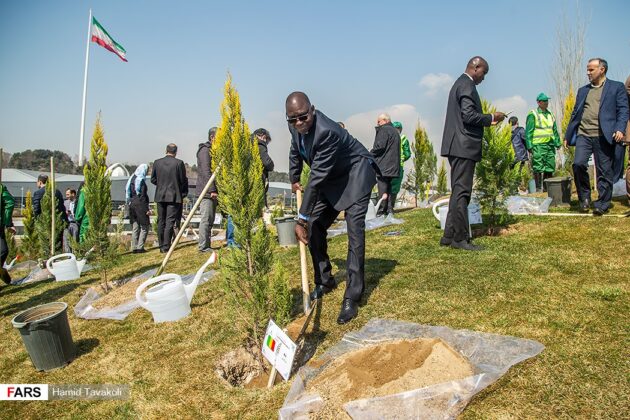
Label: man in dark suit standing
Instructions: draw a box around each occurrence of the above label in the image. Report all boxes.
[371,113,401,216]
[440,56,506,251]
[151,143,188,253]
[287,92,377,324]
[564,58,629,215]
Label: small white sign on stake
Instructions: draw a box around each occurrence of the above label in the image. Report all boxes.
[261,319,297,381]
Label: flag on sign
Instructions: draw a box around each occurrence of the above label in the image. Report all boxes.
[91,17,127,62]
[266,335,276,352]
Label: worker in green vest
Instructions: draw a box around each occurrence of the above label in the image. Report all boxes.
[525,93,561,192]
[1,184,16,285]
[390,121,412,211]
[74,182,90,243]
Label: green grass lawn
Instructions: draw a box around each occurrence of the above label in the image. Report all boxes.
[1,206,628,419]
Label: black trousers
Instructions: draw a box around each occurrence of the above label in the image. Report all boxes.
[444,157,475,242]
[613,142,627,183]
[573,135,615,211]
[376,176,394,215]
[308,191,370,302]
[157,202,182,251]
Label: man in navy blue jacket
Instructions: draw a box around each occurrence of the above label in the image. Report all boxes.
[565,58,629,215]
[287,92,377,324]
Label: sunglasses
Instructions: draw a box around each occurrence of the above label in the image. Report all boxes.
[286,111,310,124]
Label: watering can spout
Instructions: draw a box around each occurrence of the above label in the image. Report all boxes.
[76,259,87,274]
[184,252,217,303]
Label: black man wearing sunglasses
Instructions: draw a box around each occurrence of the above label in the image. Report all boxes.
[287,91,378,324]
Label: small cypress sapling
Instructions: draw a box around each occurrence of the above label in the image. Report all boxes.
[404,122,436,205]
[33,182,64,260]
[474,99,521,232]
[20,190,39,260]
[81,115,118,291]
[212,75,291,353]
[437,159,448,195]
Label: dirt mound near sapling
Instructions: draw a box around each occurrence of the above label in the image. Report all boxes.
[307,338,473,418]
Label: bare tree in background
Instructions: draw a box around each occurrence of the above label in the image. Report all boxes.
[550,1,588,171]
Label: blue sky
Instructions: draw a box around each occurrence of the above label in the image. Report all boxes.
[1,0,629,172]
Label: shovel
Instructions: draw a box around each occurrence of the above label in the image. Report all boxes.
[267,189,314,388]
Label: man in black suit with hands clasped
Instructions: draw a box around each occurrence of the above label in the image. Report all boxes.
[440,56,506,251]
[287,92,377,324]
[151,143,188,253]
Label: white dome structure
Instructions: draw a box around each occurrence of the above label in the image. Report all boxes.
[106,163,130,178]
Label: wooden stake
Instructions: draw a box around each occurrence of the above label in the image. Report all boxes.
[50,157,55,256]
[296,190,311,314]
[269,192,314,389]
[154,163,221,277]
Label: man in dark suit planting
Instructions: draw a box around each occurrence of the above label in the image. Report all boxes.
[287,92,377,324]
[440,56,506,251]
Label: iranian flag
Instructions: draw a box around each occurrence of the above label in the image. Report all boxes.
[91,17,127,62]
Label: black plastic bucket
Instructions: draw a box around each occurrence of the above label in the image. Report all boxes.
[11,302,76,371]
[544,176,572,206]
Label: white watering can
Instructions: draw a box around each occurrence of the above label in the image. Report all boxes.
[135,252,217,323]
[432,198,483,230]
[366,196,386,221]
[46,253,87,281]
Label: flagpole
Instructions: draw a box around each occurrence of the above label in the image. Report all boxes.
[79,9,92,167]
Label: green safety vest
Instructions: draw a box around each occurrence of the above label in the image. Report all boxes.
[530,109,555,144]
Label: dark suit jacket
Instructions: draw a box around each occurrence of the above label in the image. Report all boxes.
[371,122,401,178]
[565,78,629,145]
[151,155,188,203]
[33,186,68,223]
[440,74,493,162]
[289,110,377,217]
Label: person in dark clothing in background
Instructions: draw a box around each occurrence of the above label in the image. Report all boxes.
[197,127,219,252]
[371,113,400,216]
[126,164,150,253]
[151,143,188,253]
[252,128,275,207]
[32,174,68,223]
[509,116,528,169]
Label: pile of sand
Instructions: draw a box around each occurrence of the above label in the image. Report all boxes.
[306,338,473,418]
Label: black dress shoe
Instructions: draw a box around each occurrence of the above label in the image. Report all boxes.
[337,299,358,324]
[593,207,609,216]
[309,284,336,301]
[579,199,591,213]
[439,236,452,246]
[450,240,483,251]
[0,268,12,285]
[135,248,147,254]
